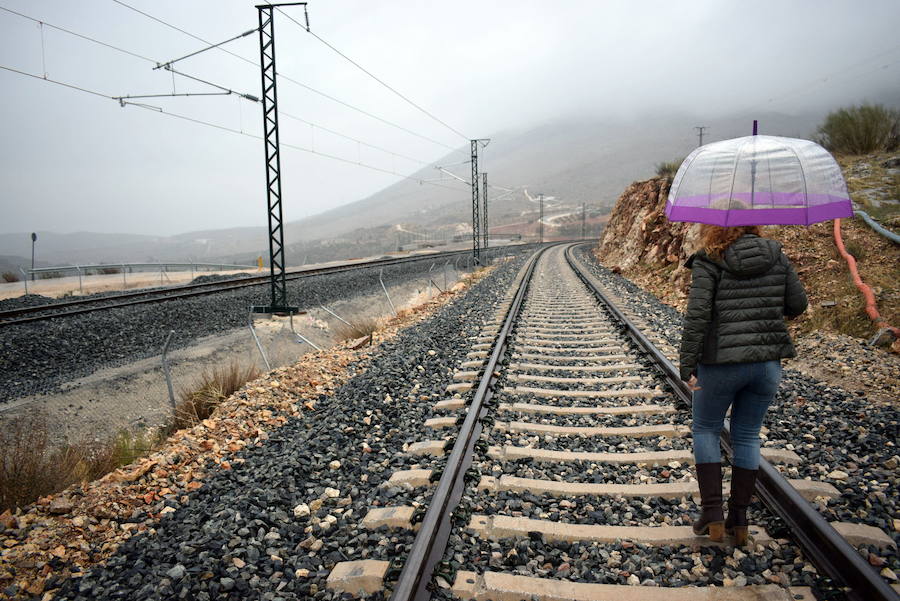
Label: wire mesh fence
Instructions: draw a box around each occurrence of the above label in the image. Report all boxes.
[0,253,498,451]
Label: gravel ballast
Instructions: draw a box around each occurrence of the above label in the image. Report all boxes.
[570,244,900,587]
[0,248,515,403]
[48,251,531,601]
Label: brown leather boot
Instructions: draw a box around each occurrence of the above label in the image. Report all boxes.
[725,466,758,546]
[692,462,724,542]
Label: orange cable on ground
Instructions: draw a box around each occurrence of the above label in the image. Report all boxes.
[832,218,900,338]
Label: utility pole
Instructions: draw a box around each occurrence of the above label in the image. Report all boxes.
[482,172,489,250]
[252,2,307,315]
[30,232,36,280]
[538,194,544,243]
[470,138,489,265]
[695,126,708,147]
[581,203,586,240]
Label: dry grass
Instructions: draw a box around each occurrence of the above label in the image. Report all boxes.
[0,413,160,513]
[0,361,261,513]
[655,159,683,179]
[172,361,261,430]
[2,272,19,283]
[333,316,379,343]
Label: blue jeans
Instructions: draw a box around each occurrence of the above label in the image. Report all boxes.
[692,361,781,469]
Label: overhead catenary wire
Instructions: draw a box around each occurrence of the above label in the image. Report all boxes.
[739,42,900,114]
[2,4,451,169]
[0,4,157,64]
[109,0,465,154]
[1,4,259,101]
[0,63,471,193]
[275,5,470,142]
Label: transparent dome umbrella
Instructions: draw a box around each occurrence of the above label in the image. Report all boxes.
[665,135,853,226]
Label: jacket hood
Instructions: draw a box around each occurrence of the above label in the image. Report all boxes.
[688,234,782,277]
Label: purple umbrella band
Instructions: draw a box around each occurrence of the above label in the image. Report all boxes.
[666,135,853,226]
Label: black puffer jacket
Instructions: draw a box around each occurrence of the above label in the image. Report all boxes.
[679,234,807,381]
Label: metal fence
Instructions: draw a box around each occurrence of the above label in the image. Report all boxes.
[0,258,479,450]
[16,262,258,296]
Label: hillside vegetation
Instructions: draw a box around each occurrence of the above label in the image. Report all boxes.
[593,153,900,342]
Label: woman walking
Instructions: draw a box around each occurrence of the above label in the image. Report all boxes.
[680,224,807,544]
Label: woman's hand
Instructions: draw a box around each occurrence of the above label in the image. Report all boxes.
[686,375,702,391]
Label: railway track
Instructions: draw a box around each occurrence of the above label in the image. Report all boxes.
[0,246,517,327]
[326,243,898,601]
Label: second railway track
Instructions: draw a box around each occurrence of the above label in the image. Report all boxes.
[0,247,515,327]
[327,243,897,601]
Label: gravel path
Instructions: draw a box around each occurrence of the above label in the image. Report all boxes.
[48,250,532,601]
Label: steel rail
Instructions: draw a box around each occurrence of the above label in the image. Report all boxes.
[563,243,898,601]
[390,244,554,601]
[0,245,534,326]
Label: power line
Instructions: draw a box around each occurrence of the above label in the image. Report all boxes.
[0,63,471,193]
[740,43,900,114]
[279,110,430,166]
[0,64,113,99]
[276,6,470,141]
[0,4,156,64]
[1,5,259,101]
[2,5,445,168]
[109,0,465,153]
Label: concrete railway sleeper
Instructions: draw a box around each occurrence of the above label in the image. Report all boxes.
[327,243,898,601]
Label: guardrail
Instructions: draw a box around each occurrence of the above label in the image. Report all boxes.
[26,261,257,276]
[15,262,258,295]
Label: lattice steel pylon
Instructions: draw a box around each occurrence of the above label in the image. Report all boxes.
[482,172,489,250]
[470,139,489,265]
[539,193,544,243]
[253,3,306,314]
[470,140,481,265]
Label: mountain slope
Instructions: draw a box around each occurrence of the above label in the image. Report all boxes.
[0,109,828,266]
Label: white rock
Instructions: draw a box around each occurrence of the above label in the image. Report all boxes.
[293,503,310,518]
[827,470,849,480]
[329,460,341,470]
[323,487,340,498]
[626,574,640,586]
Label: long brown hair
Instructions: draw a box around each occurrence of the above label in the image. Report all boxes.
[699,224,763,260]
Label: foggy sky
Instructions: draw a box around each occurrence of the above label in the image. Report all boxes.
[1,0,898,236]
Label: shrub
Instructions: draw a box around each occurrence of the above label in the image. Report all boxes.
[97,267,121,275]
[38,271,63,280]
[816,104,900,155]
[655,159,683,179]
[333,316,379,343]
[1,272,19,283]
[173,361,260,430]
